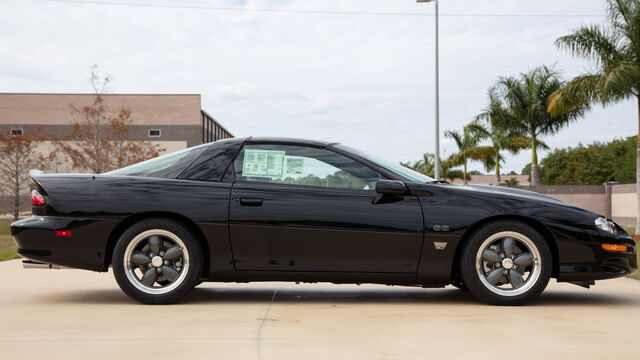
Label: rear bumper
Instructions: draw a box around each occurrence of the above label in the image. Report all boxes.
[557,227,637,282]
[11,216,119,272]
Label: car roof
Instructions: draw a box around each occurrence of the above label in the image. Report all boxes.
[238,136,338,147]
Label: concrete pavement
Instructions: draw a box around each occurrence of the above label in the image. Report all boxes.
[1,259,639,360]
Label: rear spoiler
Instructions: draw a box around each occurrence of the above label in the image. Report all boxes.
[29,169,44,178]
[29,169,45,192]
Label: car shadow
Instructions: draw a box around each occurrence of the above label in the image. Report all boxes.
[42,285,640,307]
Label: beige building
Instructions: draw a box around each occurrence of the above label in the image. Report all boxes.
[0,93,234,213]
[0,93,233,155]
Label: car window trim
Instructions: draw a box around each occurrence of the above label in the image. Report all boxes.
[232,179,378,194]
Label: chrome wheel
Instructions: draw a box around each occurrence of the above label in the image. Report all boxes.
[475,231,541,297]
[123,229,190,295]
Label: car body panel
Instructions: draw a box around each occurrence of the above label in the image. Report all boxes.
[229,181,424,273]
[10,137,637,287]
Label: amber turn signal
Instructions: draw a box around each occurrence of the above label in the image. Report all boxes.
[601,244,628,252]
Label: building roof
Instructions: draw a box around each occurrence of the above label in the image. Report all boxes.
[0,93,203,126]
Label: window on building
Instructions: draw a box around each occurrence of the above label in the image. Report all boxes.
[148,129,161,137]
[11,129,23,136]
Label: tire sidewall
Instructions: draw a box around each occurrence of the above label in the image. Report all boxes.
[112,218,202,304]
[461,221,552,305]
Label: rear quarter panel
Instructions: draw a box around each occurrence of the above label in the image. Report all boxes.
[23,175,232,273]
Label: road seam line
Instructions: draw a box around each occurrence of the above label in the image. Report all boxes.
[257,289,278,360]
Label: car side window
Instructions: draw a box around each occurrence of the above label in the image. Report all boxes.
[234,144,380,190]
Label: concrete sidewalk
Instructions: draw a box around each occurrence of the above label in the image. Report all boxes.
[1,259,639,359]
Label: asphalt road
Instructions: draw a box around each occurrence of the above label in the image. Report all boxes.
[1,259,639,360]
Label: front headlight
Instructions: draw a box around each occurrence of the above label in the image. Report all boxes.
[595,217,617,234]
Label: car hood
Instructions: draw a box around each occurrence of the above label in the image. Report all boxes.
[464,185,570,206]
[410,182,600,219]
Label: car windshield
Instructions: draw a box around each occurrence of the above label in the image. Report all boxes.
[334,144,436,183]
[105,144,208,178]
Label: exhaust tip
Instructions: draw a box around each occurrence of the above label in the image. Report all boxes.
[22,260,68,269]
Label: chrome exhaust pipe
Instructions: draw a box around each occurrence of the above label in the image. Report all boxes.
[22,260,70,269]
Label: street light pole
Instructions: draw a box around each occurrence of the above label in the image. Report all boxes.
[417,0,440,180]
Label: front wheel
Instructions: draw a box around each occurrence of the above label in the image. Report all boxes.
[112,218,202,304]
[461,221,552,305]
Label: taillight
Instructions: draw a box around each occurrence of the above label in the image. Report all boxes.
[31,189,45,206]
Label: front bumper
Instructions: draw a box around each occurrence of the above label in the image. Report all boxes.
[556,226,637,282]
[11,216,119,272]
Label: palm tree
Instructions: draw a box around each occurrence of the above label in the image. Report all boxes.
[497,66,588,186]
[505,177,520,187]
[444,125,482,184]
[549,0,640,234]
[469,88,533,185]
[401,153,436,177]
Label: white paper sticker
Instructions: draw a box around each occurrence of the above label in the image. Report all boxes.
[285,157,304,175]
[242,149,285,177]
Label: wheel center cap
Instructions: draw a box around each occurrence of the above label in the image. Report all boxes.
[151,256,163,267]
[502,258,514,270]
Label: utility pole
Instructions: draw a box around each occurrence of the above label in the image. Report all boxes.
[417,0,441,179]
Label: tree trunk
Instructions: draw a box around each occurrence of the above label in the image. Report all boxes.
[530,136,540,186]
[13,148,19,221]
[495,156,501,185]
[463,160,468,185]
[635,96,640,235]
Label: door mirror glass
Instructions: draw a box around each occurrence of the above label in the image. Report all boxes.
[375,179,409,195]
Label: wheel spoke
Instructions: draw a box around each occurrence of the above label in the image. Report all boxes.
[503,238,516,257]
[514,253,533,267]
[131,252,151,265]
[509,269,524,288]
[148,236,162,255]
[162,266,180,282]
[482,249,502,262]
[163,246,183,261]
[486,268,504,285]
[141,267,157,286]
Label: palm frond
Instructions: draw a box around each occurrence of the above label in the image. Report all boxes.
[555,24,623,66]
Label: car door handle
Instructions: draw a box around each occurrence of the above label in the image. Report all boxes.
[239,197,263,206]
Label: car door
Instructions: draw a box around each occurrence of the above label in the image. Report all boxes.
[228,143,424,273]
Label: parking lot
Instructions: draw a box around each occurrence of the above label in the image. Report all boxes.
[1,259,639,359]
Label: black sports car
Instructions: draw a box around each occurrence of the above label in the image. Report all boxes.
[11,137,637,305]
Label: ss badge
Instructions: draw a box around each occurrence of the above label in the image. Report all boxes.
[433,241,448,250]
[432,225,450,232]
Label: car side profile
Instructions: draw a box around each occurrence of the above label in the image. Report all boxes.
[11,137,637,305]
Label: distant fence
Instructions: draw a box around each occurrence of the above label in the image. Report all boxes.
[519,183,637,228]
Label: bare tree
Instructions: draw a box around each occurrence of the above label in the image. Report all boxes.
[56,66,162,173]
[0,130,42,220]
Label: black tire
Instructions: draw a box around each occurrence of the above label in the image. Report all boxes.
[112,218,203,304]
[460,220,552,306]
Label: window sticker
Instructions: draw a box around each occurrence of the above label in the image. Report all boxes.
[242,149,285,177]
[285,157,304,175]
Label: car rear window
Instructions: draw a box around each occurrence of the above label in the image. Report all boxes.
[105,144,208,179]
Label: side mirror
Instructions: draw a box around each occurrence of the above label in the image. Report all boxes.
[375,179,409,195]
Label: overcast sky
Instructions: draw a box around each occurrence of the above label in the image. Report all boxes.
[0,0,636,174]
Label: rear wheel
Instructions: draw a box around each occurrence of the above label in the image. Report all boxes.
[461,221,552,305]
[112,218,202,304]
